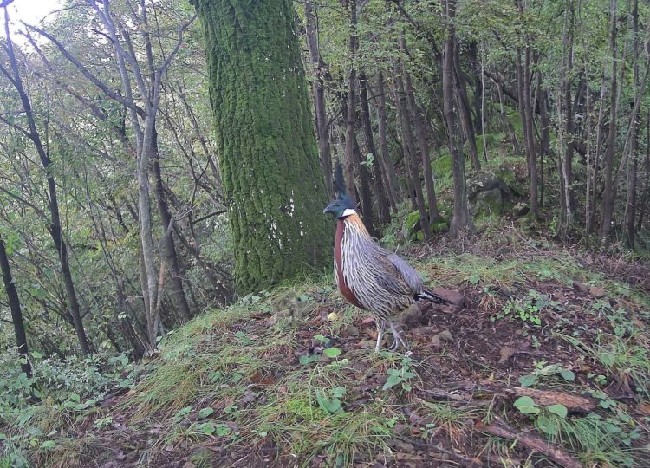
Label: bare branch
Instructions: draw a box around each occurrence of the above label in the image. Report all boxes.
[23,23,146,119]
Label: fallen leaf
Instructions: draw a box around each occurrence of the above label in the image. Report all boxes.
[498,346,516,363]
[588,286,606,298]
[439,330,454,342]
[637,403,650,416]
[511,387,596,412]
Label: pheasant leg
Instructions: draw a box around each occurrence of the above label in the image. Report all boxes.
[389,321,409,351]
[374,320,387,352]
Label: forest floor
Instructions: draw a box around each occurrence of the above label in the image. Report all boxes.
[26,225,650,467]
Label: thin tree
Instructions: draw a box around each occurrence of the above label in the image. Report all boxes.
[0,4,92,355]
[0,233,32,378]
[442,0,473,237]
[600,0,619,244]
[359,71,390,225]
[304,0,333,195]
[375,72,400,212]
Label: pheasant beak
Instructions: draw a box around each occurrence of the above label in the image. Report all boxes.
[323,201,336,214]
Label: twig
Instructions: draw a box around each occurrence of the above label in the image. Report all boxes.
[479,417,582,468]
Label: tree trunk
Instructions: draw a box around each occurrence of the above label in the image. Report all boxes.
[353,136,376,236]
[443,0,473,237]
[394,59,433,239]
[0,234,32,378]
[556,0,576,240]
[341,1,375,234]
[453,41,481,171]
[376,72,400,211]
[514,20,538,219]
[151,129,191,322]
[587,70,608,236]
[637,111,650,231]
[359,71,390,225]
[304,0,333,195]
[402,64,441,221]
[625,0,640,248]
[600,0,619,243]
[537,81,550,209]
[194,0,331,293]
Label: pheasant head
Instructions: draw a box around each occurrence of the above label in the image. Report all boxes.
[323,194,356,219]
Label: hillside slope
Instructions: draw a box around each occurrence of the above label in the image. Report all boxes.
[3,225,649,467]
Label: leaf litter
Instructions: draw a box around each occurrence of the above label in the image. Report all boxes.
[29,239,650,467]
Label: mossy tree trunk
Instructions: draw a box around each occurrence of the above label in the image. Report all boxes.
[194,0,331,293]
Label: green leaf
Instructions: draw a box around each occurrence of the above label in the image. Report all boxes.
[514,396,540,415]
[323,347,341,358]
[518,374,538,387]
[299,354,320,365]
[198,422,216,435]
[536,414,559,435]
[560,369,575,381]
[383,372,402,390]
[546,404,568,418]
[198,407,214,419]
[40,440,56,450]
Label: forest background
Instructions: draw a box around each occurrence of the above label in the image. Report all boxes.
[0,0,648,466]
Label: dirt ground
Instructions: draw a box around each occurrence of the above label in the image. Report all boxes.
[36,242,650,468]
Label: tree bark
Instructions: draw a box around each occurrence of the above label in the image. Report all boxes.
[344,0,359,201]
[0,234,32,378]
[151,129,191,322]
[600,0,619,243]
[194,0,331,293]
[394,59,433,239]
[453,41,480,171]
[625,0,640,248]
[376,72,400,211]
[556,0,576,240]
[514,9,538,219]
[304,0,333,195]
[402,64,441,222]
[536,74,550,209]
[359,72,390,225]
[443,0,473,237]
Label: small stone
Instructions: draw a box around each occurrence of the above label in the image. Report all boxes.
[513,202,529,218]
[276,308,292,317]
[432,288,466,306]
[431,335,441,348]
[345,325,360,336]
[588,286,606,298]
[439,329,453,342]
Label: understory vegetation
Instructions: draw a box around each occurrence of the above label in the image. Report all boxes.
[2,208,648,466]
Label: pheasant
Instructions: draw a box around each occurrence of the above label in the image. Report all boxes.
[323,190,448,352]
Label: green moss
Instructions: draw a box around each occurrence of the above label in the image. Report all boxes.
[194,0,332,293]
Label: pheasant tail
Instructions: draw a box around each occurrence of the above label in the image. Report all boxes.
[416,288,450,305]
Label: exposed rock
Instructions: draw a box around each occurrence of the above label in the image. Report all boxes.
[431,288,466,306]
[439,329,454,342]
[403,210,448,240]
[513,202,530,218]
[468,173,514,217]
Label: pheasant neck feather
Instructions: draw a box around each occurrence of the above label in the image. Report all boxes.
[334,214,367,309]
